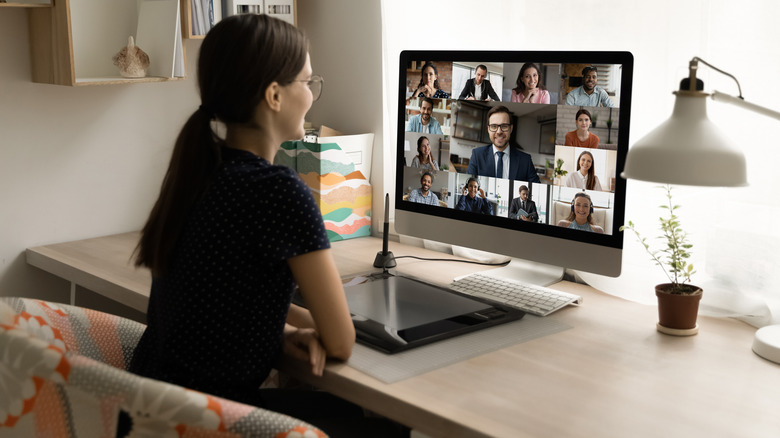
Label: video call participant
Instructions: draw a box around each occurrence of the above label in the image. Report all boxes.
[510,62,550,104]
[564,109,600,148]
[456,177,493,215]
[565,66,614,107]
[410,136,439,170]
[413,61,450,99]
[557,192,604,233]
[406,98,443,134]
[564,150,603,191]
[508,185,538,222]
[408,172,440,205]
[466,105,541,183]
[458,64,499,101]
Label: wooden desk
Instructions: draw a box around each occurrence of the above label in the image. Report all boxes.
[26,234,780,438]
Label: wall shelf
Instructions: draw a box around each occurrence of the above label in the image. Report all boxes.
[0,3,51,7]
[26,0,186,86]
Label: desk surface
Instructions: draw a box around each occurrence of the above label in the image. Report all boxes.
[27,233,780,438]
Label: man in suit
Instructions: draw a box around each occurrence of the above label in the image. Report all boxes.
[466,105,540,183]
[458,65,500,101]
[508,185,538,222]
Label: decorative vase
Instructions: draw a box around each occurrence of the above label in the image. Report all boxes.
[655,283,703,336]
[112,36,150,78]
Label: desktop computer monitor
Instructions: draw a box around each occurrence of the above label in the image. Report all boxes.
[395,50,633,283]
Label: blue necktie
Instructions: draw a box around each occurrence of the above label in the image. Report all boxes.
[496,151,504,178]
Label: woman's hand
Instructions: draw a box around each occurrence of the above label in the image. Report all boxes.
[283,325,327,376]
[417,84,434,97]
[478,188,486,198]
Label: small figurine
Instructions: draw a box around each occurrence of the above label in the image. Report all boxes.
[112,36,150,78]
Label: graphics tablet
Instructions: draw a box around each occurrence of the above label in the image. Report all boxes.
[344,275,525,354]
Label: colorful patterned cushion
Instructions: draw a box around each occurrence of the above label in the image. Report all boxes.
[0,297,328,438]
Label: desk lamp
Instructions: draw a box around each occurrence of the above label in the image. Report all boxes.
[621,56,780,364]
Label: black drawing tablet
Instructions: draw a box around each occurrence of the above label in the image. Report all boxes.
[345,275,525,354]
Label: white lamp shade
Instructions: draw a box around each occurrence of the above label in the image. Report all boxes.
[622,92,748,187]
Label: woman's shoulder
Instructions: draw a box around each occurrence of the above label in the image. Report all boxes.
[224,158,303,190]
[591,224,605,234]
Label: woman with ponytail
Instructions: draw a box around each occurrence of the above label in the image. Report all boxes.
[129,15,402,436]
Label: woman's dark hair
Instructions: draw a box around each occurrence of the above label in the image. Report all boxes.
[576,150,597,190]
[417,62,441,90]
[466,177,480,189]
[566,192,594,223]
[135,14,308,277]
[575,108,592,123]
[513,62,546,94]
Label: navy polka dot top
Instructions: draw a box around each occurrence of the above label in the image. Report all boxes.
[130,146,330,401]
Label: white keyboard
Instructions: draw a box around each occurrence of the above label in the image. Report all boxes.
[449,272,583,316]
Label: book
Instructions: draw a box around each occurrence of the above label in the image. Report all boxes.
[136,0,184,78]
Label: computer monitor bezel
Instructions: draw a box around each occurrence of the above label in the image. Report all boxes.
[394,50,634,277]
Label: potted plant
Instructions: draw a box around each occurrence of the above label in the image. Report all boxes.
[620,185,702,336]
[553,158,568,183]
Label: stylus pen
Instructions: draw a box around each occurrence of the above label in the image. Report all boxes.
[382,193,390,256]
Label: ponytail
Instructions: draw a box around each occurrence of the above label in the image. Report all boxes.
[135,109,222,277]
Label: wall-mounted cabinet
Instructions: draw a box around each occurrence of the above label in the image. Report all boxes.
[0,1,51,7]
[26,0,186,86]
[182,0,297,39]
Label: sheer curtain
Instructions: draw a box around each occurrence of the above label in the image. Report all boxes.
[380,0,780,327]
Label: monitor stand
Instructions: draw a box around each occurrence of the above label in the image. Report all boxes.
[473,257,565,287]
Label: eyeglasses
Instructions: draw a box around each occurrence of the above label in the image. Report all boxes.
[487,123,511,132]
[295,74,324,102]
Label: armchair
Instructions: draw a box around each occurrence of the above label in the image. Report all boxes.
[0,297,327,437]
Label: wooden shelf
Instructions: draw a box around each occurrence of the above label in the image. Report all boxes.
[181,0,204,40]
[26,0,186,86]
[182,0,298,40]
[0,2,51,7]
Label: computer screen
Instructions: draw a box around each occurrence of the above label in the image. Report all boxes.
[394,50,633,281]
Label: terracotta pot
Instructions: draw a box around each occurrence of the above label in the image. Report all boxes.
[655,283,703,336]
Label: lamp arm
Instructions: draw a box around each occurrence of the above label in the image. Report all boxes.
[711,91,780,122]
[691,57,743,97]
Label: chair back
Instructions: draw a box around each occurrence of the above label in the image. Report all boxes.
[0,297,328,437]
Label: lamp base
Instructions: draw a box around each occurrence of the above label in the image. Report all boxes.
[752,324,780,364]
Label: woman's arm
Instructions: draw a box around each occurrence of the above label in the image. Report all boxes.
[287,303,315,328]
[288,249,355,361]
[540,89,551,104]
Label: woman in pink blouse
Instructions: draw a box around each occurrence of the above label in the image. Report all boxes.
[510,62,550,104]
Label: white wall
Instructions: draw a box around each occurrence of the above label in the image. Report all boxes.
[296,0,386,236]
[0,3,385,318]
[381,0,780,322]
[0,10,200,310]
